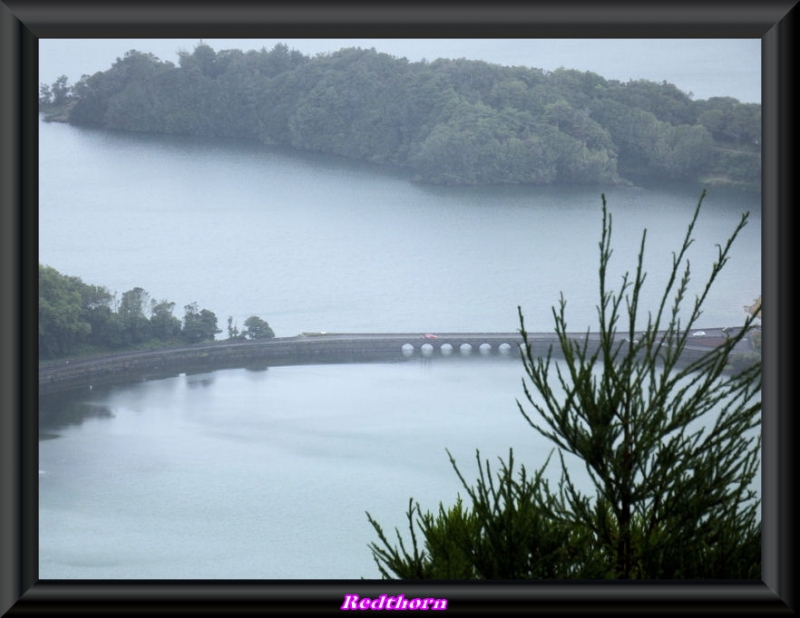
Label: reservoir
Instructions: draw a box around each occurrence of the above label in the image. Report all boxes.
[38,117,761,579]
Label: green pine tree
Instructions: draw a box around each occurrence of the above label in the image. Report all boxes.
[366,190,761,579]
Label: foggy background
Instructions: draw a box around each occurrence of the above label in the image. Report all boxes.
[39,38,761,105]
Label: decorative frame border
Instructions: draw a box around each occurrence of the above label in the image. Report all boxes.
[1,1,795,614]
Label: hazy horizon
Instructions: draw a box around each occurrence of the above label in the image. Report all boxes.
[39,38,761,105]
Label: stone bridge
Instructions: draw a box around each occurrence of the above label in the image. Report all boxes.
[38,329,756,395]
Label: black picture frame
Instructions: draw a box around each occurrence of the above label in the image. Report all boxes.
[1,1,795,615]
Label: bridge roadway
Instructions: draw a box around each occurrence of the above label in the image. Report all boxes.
[38,328,755,395]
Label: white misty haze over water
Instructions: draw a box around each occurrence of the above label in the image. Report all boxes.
[40,38,761,105]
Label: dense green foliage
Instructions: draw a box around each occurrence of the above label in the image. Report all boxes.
[39,43,760,190]
[367,451,608,579]
[367,192,761,579]
[243,315,276,339]
[38,264,274,359]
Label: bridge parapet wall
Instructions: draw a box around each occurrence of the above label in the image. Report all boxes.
[38,332,753,395]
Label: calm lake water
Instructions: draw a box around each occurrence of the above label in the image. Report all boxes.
[38,118,762,579]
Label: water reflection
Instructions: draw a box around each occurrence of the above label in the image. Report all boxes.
[39,391,115,436]
[185,374,216,389]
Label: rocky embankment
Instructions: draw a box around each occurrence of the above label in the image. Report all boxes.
[38,336,410,395]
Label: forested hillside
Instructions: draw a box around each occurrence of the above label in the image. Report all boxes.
[39,43,761,191]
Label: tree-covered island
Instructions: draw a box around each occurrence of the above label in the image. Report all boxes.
[39,43,760,192]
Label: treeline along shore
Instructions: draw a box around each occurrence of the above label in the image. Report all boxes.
[38,263,277,364]
[39,42,760,191]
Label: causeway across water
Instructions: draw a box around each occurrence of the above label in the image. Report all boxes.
[38,328,758,395]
